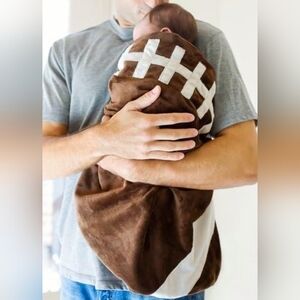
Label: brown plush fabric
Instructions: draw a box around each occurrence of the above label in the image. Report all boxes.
[75,32,221,297]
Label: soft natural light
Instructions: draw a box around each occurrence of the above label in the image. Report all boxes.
[43,1,70,292]
[42,2,257,299]
[43,180,61,293]
[43,0,70,65]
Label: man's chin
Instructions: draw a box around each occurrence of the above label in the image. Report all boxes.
[138,5,152,18]
[118,6,151,26]
[138,9,150,16]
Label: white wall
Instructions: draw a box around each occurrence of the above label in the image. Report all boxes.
[43,0,69,65]
[68,0,112,33]
[43,1,257,299]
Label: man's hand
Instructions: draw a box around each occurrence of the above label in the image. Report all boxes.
[98,85,198,161]
[99,120,257,190]
[43,85,199,180]
[98,156,137,182]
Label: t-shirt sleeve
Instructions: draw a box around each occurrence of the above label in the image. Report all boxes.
[204,32,257,137]
[43,41,70,125]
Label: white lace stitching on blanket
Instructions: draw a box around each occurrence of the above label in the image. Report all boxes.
[118,39,216,134]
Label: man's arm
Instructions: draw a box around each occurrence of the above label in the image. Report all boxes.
[43,121,104,180]
[43,86,199,180]
[99,120,257,190]
[43,40,199,181]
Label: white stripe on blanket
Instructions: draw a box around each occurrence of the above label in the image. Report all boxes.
[118,39,215,132]
[151,200,216,298]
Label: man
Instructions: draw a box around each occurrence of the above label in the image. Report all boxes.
[43,0,257,299]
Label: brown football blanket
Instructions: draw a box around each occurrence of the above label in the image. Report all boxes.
[75,32,221,298]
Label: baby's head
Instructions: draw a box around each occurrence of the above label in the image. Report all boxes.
[133,3,198,44]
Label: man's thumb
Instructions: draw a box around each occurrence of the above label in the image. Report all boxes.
[125,85,161,111]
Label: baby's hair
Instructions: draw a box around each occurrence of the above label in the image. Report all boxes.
[147,3,198,44]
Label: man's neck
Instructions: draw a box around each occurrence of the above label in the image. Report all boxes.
[114,15,133,28]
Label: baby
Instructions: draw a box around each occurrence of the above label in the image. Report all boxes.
[76,3,221,298]
[133,3,198,44]
[102,3,199,124]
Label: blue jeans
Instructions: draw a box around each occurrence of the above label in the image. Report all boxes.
[60,277,205,300]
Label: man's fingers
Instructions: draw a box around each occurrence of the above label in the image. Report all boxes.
[150,128,198,141]
[125,85,161,111]
[146,140,196,152]
[145,151,185,161]
[147,112,195,126]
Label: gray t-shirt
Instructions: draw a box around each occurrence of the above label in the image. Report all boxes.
[43,18,257,290]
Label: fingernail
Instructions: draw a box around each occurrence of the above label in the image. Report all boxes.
[178,153,185,160]
[192,129,198,135]
[151,85,160,95]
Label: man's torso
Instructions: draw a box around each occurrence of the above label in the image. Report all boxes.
[48,18,223,289]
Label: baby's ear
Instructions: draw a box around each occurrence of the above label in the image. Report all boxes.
[160,27,172,33]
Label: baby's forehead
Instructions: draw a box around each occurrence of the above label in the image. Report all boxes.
[136,13,160,31]
[137,14,150,26]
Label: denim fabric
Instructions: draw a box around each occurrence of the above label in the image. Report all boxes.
[60,277,205,300]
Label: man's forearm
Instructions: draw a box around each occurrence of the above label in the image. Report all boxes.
[129,122,257,190]
[43,87,200,180]
[43,125,105,180]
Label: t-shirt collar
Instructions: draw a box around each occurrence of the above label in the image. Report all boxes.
[110,17,133,41]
